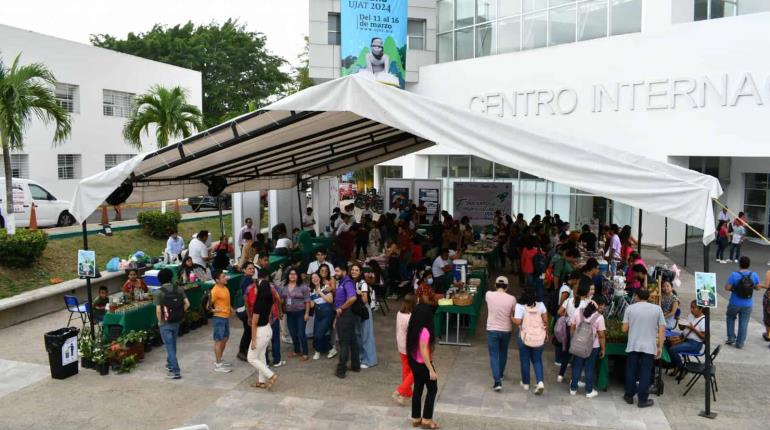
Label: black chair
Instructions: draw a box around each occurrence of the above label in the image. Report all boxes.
[682,344,720,400]
[372,283,389,316]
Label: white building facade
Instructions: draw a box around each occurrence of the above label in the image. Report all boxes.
[308,1,770,247]
[0,24,202,201]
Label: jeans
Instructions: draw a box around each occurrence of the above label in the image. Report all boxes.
[516,335,544,385]
[571,347,599,392]
[247,324,275,383]
[237,311,251,355]
[397,353,414,397]
[668,339,703,369]
[266,319,282,364]
[624,351,654,403]
[726,303,752,348]
[286,310,308,356]
[312,304,334,354]
[358,306,378,366]
[716,237,728,260]
[409,357,437,420]
[487,330,511,384]
[336,309,360,375]
[534,277,544,302]
[729,243,742,261]
[160,323,180,375]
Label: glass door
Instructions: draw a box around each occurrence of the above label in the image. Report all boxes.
[743,173,769,237]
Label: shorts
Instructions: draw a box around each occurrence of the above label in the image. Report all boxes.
[212,316,230,341]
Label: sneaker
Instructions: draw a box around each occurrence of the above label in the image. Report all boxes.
[586,390,599,399]
[638,399,654,408]
[493,382,502,392]
[715,258,720,262]
[361,364,369,369]
[720,260,727,264]
[327,348,338,359]
[335,371,346,379]
[725,339,735,345]
[734,259,739,263]
[554,362,562,367]
[569,389,577,396]
[577,381,586,388]
[313,352,321,360]
[219,361,232,367]
[623,395,634,405]
[166,371,181,379]
[534,382,545,395]
[520,382,530,391]
[556,375,564,383]
[214,363,232,373]
[271,360,286,368]
[165,364,172,371]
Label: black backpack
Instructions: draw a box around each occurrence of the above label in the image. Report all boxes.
[533,252,547,277]
[735,272,755,299]
[162,286,185,323]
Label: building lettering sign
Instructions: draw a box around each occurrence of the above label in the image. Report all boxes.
[469,72,767,117]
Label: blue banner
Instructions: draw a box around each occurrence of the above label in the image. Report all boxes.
[341,0,408,88]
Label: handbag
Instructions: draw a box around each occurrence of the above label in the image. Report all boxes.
[351,296,370,320]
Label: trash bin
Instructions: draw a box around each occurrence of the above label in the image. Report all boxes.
[44,327,80,379]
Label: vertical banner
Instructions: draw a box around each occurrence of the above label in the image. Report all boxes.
[341,0,408,88]
[453,182,512,225]
[418,188,439,216]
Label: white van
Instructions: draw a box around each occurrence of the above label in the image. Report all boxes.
[0,178,76,228]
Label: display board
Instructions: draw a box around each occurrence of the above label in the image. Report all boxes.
[453,182,512,225]
[340,0,408,88]
[695,272,717,308]
[384,179,442,218]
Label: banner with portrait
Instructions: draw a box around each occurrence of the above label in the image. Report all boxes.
[341,0,408,88]
[453,182,512,225]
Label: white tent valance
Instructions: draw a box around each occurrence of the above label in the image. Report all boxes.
[70,74,722,244]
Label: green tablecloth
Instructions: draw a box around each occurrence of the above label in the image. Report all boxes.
[268,255,289,273]
[596,342,671,391]
[151,263,182,283]
[434,270,488,338]
[183,284,204,312]
[102,301,157,335]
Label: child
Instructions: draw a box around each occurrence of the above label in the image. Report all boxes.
[93,286,109,322]
[122,269,148,297]
[393,293,417,405]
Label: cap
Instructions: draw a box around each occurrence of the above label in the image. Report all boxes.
[495,276,509,286]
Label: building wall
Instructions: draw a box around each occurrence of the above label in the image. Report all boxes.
[0,24,202,200]
[308,0,437,82]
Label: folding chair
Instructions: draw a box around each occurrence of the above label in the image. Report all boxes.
[682,345,720,400]
[64,295,90,329]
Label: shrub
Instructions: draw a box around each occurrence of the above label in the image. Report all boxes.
[136,211,181,239]
[0,229,48,267]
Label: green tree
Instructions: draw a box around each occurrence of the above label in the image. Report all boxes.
[123,85,203,150]
[91,20,291,127]
[291,36,314,94]
[0,53,70,229]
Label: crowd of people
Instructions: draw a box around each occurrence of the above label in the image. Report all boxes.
[141,200,770,427]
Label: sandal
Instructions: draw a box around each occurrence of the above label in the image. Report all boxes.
[421,421,440,429]
[265,374,279,390]
[411,419,422,428]
[251,382,267,389]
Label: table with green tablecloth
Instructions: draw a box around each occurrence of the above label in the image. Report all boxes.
[463,248,498,272]
[596,342,671,391]
[102,301,157,335]
[434,270,487,346]
[152,263,181,283]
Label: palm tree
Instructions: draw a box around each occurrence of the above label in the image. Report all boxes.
[123,85,203,150]
[0,53,71,230]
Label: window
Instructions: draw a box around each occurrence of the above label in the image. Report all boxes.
[610,0,642,35]
[578,0,608,41]
[381,165,403,178]
[694,0,738,21]
[438,32,454,63]
[498,16,521,54]
[476,0,497,24]
[471,156,493,178]
[499,0,523,18]
[328,13,341,45]
[476,22,497,57]
[428,155,448,178]
[105,154,136,170]
[57,154,82,179]
[456,0,476,28]
[743,173,770,237]
[494,162,517,179]
[8,154,29,179]
[449,155,470,178]
[549,4,577,46]
[408,19,426,50]
[438,0,455,32]
[29,184,53,201]
[55,83,79,113]
[103,89,134,118]
[522,11,547,50]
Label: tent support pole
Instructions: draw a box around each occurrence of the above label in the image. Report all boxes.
[82,221,96,341]
[684,225,688,267]
[664,217,668,252]
[218,196,224,238]
[699,242,715,418]
[296,175,304,231]
[637,209,642,257]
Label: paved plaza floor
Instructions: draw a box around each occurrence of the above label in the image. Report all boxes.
[0,247,768,429]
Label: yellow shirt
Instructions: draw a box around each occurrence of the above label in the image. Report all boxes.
[211,284,231,318]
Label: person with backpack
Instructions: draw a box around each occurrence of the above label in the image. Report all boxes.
[622,289,665,408]
[154,268,190,379]
[486,276,517,392]
[514,289,548,395]
[556,278,594,382]
[725,256,761,349]
[551,271,580,367]
[569,296,606,398]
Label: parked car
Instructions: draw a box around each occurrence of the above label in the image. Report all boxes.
[0,178,76,228]
[188,194,232,212]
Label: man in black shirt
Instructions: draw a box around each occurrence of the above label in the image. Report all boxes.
[580,224,598,252]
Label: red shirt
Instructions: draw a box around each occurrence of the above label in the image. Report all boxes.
[411,243,423,263]
[520,248,538,275]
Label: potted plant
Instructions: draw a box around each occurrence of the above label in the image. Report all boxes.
[79,330,95,369]
[93,346,109,376]
[117,354,138,374]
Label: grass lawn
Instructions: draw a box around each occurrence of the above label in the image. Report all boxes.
[0,215,232,299]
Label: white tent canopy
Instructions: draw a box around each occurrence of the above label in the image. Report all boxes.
[70,74,722,244]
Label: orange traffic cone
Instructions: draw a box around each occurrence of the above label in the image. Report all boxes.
[100,205,109,225]
[174,199,180,213]
[28,204,38,230]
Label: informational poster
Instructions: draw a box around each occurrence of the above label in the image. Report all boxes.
[695,272,717,308]
[453,182,512,225]
[62,336,78,366]
[341,0,408,88]
[418,188,440,216]
[389,187,410,210]
[77,250,96,278]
